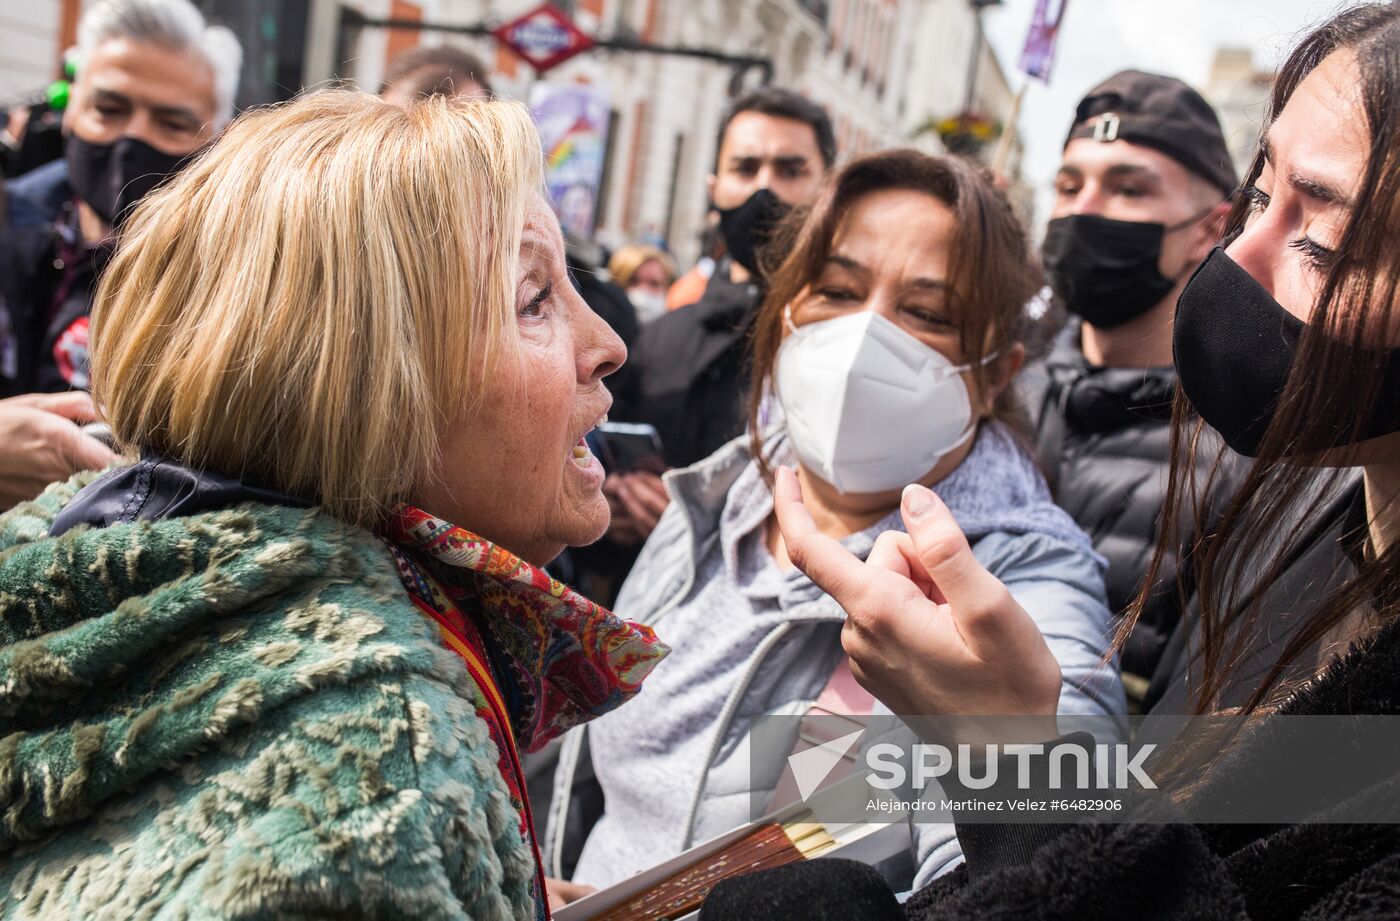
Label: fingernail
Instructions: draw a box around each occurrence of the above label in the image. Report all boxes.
[902,484,934,519]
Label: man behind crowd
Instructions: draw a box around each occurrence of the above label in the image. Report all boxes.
[0,0,241,509]
[1032,71,1237,704]
[379,44,493,105]
[605,87,836,545]
[2,0,241,396]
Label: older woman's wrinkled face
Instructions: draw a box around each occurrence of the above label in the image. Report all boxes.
[416,200,624,565]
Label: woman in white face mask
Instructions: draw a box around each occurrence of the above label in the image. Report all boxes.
[608,243,677,324]
[545,151,1125,895]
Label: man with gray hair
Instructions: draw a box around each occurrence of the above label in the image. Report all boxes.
[0,0,240,506]
[7,0,240,232]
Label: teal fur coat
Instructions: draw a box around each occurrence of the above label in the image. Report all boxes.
[0,473,540,920]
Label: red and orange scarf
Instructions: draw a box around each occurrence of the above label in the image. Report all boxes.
[382,504,668,917]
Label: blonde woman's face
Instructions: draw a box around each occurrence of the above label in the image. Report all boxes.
[417,200,625,565]
[629,258,671,295]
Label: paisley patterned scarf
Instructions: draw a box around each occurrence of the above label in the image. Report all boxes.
[382,504,668,917]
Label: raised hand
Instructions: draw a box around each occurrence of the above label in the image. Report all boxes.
[0,392,117,509]
[772,465,1061,743]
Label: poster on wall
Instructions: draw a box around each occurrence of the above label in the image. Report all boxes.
[530,82,610,239]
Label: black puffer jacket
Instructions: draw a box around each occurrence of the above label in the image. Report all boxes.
[1029,323,1236,692]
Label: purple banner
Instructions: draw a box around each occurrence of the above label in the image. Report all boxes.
[1018,0,1069,83]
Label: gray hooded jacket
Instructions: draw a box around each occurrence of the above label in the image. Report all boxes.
[546,424,1126,891]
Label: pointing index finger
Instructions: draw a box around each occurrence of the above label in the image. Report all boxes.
[772,466,873,607]
[772,465,817,541]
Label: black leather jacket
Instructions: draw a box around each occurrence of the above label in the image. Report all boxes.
[51,455,311,537]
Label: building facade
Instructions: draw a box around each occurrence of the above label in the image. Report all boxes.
[1203,46,1274,179]
[318,0,1025,264]
[1,2,75,107]
[5,0,1025,268]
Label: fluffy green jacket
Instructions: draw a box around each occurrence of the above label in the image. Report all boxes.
[0,473,538,920]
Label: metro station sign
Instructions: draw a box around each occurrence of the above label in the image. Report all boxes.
[492,4,596,74]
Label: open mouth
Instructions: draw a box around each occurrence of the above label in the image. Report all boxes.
[571,411,609,468]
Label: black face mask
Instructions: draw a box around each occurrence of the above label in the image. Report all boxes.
[1043,212,1206,329]
[1174,247,1400,457]
[65,134,189,228]
[716,188,790,278]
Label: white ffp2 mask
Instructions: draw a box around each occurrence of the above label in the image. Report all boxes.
[774,311,984,494]
[628,289,668,323]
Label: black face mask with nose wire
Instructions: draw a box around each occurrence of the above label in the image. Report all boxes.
[1042,208,1214,329]
[715,188,791,279]
[1173,246,1400,457]
[65,133,191,228]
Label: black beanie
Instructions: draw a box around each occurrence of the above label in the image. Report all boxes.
[1065,70,1238,198]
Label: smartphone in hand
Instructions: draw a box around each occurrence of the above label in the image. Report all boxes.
[595,422,666,475]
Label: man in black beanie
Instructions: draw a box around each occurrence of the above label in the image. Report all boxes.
[1031,70,1237,708]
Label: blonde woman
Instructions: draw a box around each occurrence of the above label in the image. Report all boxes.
[0,92,666,919]
[607,243,676,323]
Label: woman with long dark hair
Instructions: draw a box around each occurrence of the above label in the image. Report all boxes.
[728,3,1400,917]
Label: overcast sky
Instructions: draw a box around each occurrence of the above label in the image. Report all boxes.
[980,0,1352,224]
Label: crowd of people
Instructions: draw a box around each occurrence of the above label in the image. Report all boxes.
[3,0,1400,918]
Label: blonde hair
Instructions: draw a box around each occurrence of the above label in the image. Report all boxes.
[607,243,675,289]
[91,90,544,526]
